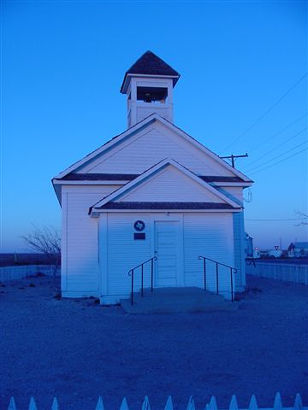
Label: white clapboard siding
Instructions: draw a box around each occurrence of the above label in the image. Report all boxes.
[136,105,171,123]
[62,185,120,297]
[102,213,152,298]
[233,212,246,290]
[183,213,235,297]
[7,392,307,410]
[222,186,243,202]
[119,166,224,203]
[79,122,235,177]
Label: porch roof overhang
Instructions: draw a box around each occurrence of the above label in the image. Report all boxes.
[91,205,241,218]
[95,201,239,210]
[90,202,241,217]
[54,172,250,184]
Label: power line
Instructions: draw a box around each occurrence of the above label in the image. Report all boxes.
[246,127,307,170]
[223,72,308,151]
[249,145,308,175]
[247,140,308,173]
[246,218,302,221]
[248,113,307,155]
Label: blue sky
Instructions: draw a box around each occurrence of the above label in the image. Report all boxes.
[1,0,307,252]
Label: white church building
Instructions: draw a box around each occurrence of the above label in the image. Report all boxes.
[53,51,253,304]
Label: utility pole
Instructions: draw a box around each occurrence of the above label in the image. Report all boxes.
[220,153,248,168]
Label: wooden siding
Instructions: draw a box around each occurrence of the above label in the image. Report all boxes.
[101,213,153,299]
[183,214,235,298]
[78,122,235,177]
[233,212,246,290]
[221,186,243,202]
[62,185,120,297]
[119,166,225,203]
[136,105,171,123]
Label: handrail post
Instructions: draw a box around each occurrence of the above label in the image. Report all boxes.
[203,258,206,291]
[230,268,234,302]
[131,269,134,305]
[199,255,237,300]
[216,263,219,295]
[141,264,144,297]
[151,258,154,293]
[128,256,156,303]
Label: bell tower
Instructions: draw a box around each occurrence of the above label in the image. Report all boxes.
[120,51,180,128]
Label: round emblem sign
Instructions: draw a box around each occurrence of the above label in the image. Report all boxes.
[134,220,145,231]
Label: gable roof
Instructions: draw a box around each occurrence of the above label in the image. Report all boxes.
[120,51,180,93]
[53,113,253,184]
[90,159,241,213]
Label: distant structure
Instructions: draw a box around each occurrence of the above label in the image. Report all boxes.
[268,246,283,258]
[52,51,253,304]
[244,233,253,257]
[288,242,308,257]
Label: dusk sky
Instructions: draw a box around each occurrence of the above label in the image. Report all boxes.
[1,0,307,252]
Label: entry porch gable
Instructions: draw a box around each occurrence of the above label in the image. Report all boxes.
[91,158,241,214]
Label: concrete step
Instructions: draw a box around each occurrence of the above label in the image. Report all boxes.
[120,287,239,314]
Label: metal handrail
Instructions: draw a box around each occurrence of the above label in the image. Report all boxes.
[128,256,157,305]
[198,256,237,302]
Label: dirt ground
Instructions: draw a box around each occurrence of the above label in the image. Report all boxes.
[0,274,307,410]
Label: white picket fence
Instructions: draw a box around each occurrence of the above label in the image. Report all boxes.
[6,392,307,410]
[246,262,308,285]
[0,265,59,282]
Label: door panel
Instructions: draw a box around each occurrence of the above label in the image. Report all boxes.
[154,221,179,287]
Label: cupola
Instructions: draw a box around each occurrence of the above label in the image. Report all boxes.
[120,51,180,128]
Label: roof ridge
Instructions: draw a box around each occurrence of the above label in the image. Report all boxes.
[120,51,180,93]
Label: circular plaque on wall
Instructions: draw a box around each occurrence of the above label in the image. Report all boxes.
[134,220,145,231]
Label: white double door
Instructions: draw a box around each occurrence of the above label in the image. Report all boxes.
[154,220,183,287]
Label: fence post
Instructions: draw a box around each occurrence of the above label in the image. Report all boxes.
[29,397,38,410]
[142,396,151,410]
[187,396,195,410]
[248,394,258,410]
[274,392,283,409]
[164,396,174,410]
[208,396,218,410]
[8,397,17,410]
[120,398,129,410]
[95,396,104,410]
[294,393,303,409]
[51,397,60,410]
[229,395,239,410]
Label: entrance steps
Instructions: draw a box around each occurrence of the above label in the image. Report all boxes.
[120,287,238,314]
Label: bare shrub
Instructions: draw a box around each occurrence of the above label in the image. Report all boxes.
[22,225,61,277]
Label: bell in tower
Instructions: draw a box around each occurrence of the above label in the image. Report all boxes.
[120,51,180,128]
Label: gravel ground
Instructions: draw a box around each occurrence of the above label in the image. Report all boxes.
[0,275,307,410]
